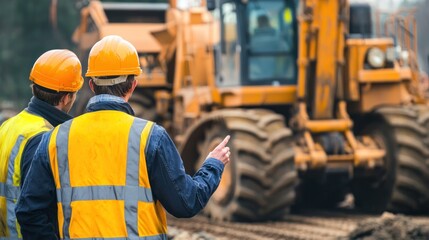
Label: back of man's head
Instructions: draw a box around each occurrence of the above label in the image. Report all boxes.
[29,50,83,106]
[90,75,135,97]
[86,35,142,98]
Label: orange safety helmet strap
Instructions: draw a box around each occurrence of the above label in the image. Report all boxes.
[85,35,142,78]
[29,50,83,92]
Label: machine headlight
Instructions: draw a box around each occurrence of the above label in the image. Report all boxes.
[367,47,385,68]
[400,50,409,66]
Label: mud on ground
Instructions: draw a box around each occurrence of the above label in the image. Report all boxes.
[349,212,429,240]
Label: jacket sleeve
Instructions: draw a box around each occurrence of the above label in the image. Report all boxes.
[147,125,225,218]
[20,133,43,186]
[15,131,59,240]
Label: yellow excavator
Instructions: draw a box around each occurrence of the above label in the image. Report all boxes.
[74,0,429,221]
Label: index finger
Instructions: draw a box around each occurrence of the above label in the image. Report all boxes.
[215,135,230,149]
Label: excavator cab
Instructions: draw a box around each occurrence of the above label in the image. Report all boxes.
[216,0,297,87]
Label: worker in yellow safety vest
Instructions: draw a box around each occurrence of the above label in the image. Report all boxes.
[0,50,83,239]
[16,35,231,239]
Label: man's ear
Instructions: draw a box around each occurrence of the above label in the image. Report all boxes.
[60,93,69,104]
[131,78,138,92]
[58,92,72,108]
[58,92,76,113]
[124,78,138,102]
[89,78,95,93]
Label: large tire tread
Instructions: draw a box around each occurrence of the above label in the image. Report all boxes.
[380,106,429,212]
[355,106,429,213]
[200,109,297,221]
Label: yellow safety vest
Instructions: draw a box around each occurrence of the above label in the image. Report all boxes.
[0,110,52,239]
[48,111,167,239]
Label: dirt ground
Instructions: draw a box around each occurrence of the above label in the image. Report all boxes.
[349,212,429,240]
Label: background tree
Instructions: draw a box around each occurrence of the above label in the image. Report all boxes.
[0,0,165,109]
[0,0,78,108]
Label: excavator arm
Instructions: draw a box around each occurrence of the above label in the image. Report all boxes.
[297,0,348,119]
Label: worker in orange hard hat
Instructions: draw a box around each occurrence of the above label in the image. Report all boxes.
[16,35,230,239]
[0,49,83,239]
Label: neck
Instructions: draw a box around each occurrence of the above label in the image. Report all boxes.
[123,95,130,102]
[27,97,73,127]
[55,105,64,112]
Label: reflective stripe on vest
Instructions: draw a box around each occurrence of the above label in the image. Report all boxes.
[0,110,51,238]
[0,183,19,200]
[0,182,20,239]
[52,112,167,239]
[1,133,25,239]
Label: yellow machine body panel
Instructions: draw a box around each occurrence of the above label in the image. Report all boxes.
[73,0,429,220]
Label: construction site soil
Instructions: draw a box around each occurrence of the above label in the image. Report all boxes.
[349,213,429,240]
[167,210,429,240]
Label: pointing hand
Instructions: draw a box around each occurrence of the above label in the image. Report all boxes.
[207,135,231,165]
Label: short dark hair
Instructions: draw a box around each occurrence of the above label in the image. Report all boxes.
[91,75,135,97]
[32,84,74,106]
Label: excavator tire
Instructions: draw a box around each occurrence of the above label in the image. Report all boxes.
[353,106,429,213]
[195,109,298,222]
[129,88,157,121]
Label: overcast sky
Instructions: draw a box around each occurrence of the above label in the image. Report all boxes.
[351,0,424,11]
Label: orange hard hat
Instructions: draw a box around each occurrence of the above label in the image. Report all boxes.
[29,49,83,92]
[85,35,142,78]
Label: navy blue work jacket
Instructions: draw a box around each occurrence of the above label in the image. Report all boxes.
[15,94,224,240]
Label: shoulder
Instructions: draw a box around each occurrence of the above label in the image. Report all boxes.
[144,122,169,150]
[38,130,54,149]
[24,132,44,151]
[22,133,44,164]
[0,111,19,127]
[51,118,74,135]
[148,123,167,139]
[132,117,166,136]
[24,130,54,163]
